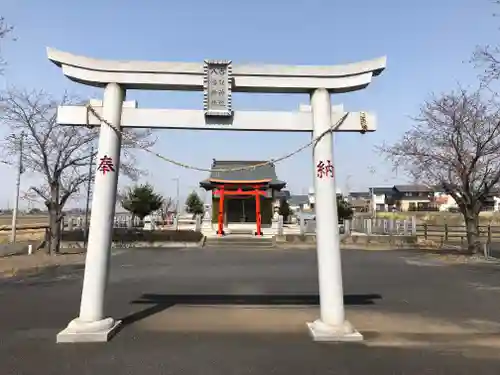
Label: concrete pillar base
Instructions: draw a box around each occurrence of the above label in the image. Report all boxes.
[56,317,121,343]
[306,319,363,342]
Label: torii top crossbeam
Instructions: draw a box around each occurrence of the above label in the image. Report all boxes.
[47,48,386,93]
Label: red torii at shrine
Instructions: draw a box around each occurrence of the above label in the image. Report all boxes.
[199,160,287,237]
[211,179,270,236]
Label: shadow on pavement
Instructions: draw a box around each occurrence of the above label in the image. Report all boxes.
[121,293,382,327]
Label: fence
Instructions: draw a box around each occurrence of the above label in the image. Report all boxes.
[345,217,417,236]
[0,213,198,233]
[277,216,417,236]
[63,214,144,230]
[344,217,500,244]
[62,213,204,231]
[417,224,500,242]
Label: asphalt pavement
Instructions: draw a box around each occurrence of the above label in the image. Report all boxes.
[1,247,500,374]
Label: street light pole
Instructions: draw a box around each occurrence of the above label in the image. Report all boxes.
[83,147,94,247]
[368,166,376,218]
[11,132,25,243]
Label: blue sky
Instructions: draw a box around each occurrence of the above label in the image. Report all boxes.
[0,0,496,209]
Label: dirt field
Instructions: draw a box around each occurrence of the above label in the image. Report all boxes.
[0,214,49,230]
[0,229,46,245]
[0,215,48,245]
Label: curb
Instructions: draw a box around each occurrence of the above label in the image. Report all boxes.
[273,245,417,251]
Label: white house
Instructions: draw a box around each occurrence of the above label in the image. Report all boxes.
[432,192,459,212]
[288,195,312,212]
[370,187,394,212]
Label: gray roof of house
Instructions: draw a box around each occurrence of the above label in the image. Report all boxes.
[393,184,434,193]
[200,160,286,189]
[289,195,309,205]
[275,190,291,199]
[371,187,394,195]
[349,191,371,198]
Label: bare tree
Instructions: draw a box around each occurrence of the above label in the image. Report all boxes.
[379,88,500,253]
[0,17,14,72]
[472,1,500,84]
[159,197,174,223]
[473,45,500,85]
[0,17,12,36]
[0,88,156,254]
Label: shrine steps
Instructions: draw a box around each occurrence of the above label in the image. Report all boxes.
[204,235,274,249]
[227,227,255,235]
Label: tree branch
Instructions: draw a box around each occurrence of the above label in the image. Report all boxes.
[0,17,14,73]
[378,86,500,214]
[0,88,157,213]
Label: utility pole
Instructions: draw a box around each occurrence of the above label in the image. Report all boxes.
[345,174,352,198]
[367,166,377,218]
[370,187,376,218]
[11,132,25,243]
[83,147,94,247]
[172,177,180,215]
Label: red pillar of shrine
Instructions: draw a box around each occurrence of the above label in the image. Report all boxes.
[254,188,263,236]
[217,187,225,236]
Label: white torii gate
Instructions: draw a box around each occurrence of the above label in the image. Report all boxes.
[47,48,386,343]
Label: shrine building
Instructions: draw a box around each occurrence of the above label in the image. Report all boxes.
[199,159,286,236]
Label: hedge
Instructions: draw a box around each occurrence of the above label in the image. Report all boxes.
[61,229,203,243]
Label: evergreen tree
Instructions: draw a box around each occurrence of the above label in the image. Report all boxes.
[185,191,204,218]
[278,198,292,221]
[120,183,164,220]
[337,196,353,221]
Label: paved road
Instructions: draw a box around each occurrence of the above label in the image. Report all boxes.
[1,247,500,374]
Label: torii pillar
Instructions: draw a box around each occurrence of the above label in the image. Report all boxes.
[47,47,385,343]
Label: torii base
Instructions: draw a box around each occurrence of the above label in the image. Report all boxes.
[56,317,121,343]
[306,319,363,342]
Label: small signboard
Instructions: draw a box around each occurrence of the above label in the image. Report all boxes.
[203,60,233,117]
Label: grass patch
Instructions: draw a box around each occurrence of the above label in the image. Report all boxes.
[366,211,500,225]
[375,212,409,221]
